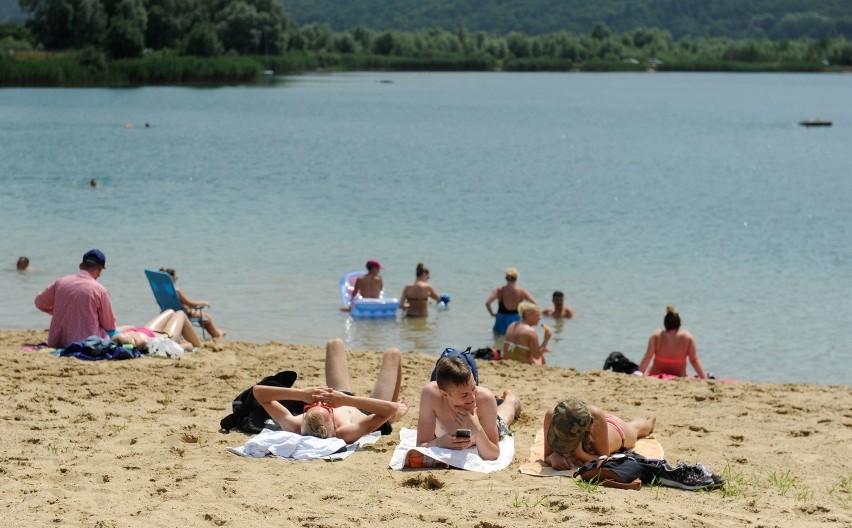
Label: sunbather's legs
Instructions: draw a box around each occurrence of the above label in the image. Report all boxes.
[621,416,656,449]
[497,389,521,427]
[369,347,402,402]
[145,309,175,331]
[325,338,353,393]
[163,311,202,348]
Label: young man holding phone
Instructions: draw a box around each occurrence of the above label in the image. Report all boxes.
[416,357,520,461]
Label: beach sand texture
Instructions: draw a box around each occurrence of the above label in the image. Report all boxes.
[1,329,850,528]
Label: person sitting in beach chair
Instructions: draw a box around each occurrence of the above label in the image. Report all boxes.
[253,338,408,444]
[543,397,656,470]
[416,356,520,461]
[158,267,225,338]
[112,309,202,351]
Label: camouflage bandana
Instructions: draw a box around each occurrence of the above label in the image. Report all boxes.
[547,397,592,454]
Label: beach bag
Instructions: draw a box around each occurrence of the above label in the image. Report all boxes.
[574,453,725,491]
[430,347,479,385]
[473,347,501,361]
[603,351,639,374]
[220,371,302,433]
[574,454,655,490]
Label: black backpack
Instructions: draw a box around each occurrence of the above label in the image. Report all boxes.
[430,347,479,385]
[220,370,303,433]
[603,351,640,374]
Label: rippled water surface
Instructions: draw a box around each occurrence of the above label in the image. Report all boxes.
[2,72,850,384]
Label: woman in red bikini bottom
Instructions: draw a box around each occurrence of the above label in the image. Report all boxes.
[638,305,708,379]
[542,397,657,471]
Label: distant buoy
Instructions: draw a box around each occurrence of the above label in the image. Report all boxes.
[124,123,133,129]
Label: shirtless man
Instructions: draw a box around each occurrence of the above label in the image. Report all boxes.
[253,338,408,444]
[542,290,575,319]
[340,260,384,312]
[485,267,537,335]
[416,357,520,461]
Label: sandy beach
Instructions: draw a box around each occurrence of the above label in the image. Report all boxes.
[1,329,850,528]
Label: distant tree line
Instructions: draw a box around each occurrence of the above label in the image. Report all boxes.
[13,0,299,58]
[3,0,852,69]
[280,0,852,41]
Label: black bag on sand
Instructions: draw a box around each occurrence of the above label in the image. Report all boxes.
[220,370,303,434]
[603,351,640,374]
[574,453,725,491]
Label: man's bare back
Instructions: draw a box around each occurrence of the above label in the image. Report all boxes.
[354,274,382,299]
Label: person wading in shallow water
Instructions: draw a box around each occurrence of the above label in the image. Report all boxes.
[485,267,536,335]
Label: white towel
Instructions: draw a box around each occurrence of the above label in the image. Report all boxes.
[227,428,381,461]
[389,428,514,474]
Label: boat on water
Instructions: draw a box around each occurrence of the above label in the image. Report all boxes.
[799,119,832,127]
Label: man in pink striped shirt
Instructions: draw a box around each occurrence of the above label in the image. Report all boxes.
[35,249,117,348]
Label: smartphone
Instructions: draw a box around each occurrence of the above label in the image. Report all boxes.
[455,429,471,438]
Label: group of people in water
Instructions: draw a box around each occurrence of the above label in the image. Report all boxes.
[343,261,707,379]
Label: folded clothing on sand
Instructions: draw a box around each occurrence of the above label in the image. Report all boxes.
[59,337,140,360]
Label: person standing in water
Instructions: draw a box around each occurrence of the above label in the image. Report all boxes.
[542,290,575,319]
[400,262,441,317]
[485,267,536,335]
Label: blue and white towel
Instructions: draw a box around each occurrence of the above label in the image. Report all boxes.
[389,428,514,474]
[227,428,381,461]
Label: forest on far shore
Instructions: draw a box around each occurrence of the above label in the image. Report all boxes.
[2,0,852,86]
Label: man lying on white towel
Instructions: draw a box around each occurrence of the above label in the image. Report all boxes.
[253,338,408,444]
[416,355,520,461]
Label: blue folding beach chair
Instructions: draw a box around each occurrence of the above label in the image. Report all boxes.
[144,269,208,338]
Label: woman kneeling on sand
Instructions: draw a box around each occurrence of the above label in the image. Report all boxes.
[638,305,707,379]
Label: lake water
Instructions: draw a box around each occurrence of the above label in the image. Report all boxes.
[2,72,850,385]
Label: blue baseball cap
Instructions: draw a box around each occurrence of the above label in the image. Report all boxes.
[82,249,106,268]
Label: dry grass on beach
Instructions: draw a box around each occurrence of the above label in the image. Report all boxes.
[1,329,850,528]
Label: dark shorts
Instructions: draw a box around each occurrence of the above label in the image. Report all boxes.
[341,390,393,436]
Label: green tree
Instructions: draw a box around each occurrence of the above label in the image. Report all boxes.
[20,0,107,49]
[181,21,222,56]
[145,0,206,51]
[591,21,612,41]
[213,0,291,54]
[106,0,147,57]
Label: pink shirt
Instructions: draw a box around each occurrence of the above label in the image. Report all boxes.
[35,270,117,348]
